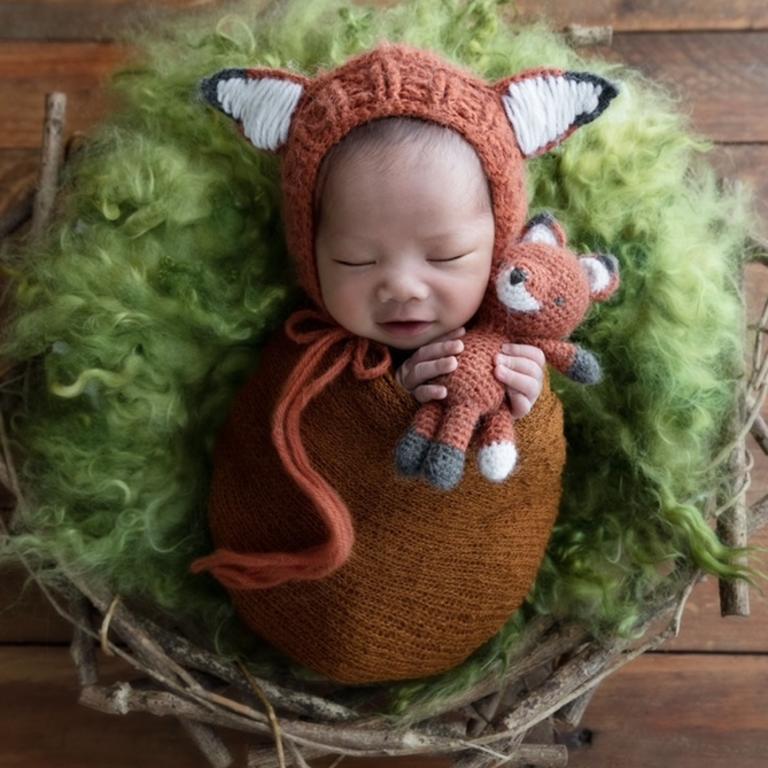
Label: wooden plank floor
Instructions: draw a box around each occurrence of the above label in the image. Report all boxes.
[1,2,768,766]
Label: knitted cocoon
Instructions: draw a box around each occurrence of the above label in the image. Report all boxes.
[206,323,565,683]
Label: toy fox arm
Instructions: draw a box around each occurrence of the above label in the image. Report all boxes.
[529,338,603,385]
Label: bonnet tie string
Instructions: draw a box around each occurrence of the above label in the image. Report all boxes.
[190,307,391,590]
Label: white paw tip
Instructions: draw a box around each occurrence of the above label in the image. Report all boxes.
[477,442,518,482]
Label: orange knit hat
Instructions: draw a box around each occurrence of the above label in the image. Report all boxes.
[190,44,618,590]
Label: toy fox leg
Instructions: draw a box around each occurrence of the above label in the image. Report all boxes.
[424,403,483,491]
[395,402,443,476]
[476,405,518,482]
[534,338,603,384]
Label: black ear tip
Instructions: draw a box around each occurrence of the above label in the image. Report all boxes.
[565,71,620,125]
[199,75,221,108]
[601,77,620,102]
[199,68,247,111]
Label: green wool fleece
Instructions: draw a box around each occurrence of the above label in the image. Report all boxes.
[0,0,762,717]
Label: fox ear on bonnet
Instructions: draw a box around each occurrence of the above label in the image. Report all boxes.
[190,46,619,592]
[200,65,616,157]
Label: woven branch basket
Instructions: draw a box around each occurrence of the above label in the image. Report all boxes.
[1,84,767,768]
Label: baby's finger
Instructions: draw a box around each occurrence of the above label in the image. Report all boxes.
[409,334,465,366]
[406,355,459,388]
[494,365,542,402]
[412,383,448,403]
[500,343,546,368]
[507,392,534,419]
[496,354,544,381]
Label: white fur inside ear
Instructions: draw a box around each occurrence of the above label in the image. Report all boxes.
[522,222,559,246]
[217,77,303,151]
[580,256,611,293]
[502,74,601,156]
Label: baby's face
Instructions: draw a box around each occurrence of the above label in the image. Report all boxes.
[315,139,494,349]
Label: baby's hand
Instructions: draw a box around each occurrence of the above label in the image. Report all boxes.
[395,327,465,403]
[494,343,546,419]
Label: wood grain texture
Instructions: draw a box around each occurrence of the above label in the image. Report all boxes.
[0,148,37,235]
[2,33,767,149]
[592,33,768,143]
[0,648,448,768]
[0,0,236,41]
[568,654,768,768]
[1,647,766,768]
[1,0,768,40]
[0,42,128,150]
[517,0,768,32]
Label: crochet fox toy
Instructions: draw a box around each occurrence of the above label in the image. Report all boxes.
[397,211,620,490]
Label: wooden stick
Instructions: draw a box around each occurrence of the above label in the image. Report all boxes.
[750,414,768,455]
[564,24,613,47]
[178,719,233,768]
[69,594,99,687]
[467,689,506,737]
[238,660,287,768]
[248,742,331,768]
[717,263,751,616]
[31,93,67,240]
[452,740,567,768]
[61,568,212,695]
[132,613,359,722]
[553,686,598,728]
[749,491,768,535]
[282,739,313,768]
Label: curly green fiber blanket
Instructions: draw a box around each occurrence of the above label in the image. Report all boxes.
[0,0,758,716]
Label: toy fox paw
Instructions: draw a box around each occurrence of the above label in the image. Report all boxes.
[395,428,430,475]
[477,441,518,482]
[567,347,603,384]
[423,443,465,491]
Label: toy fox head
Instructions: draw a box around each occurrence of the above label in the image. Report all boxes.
[489,213,620,339]
[200,44,619,312]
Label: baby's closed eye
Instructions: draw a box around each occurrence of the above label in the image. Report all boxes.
[427,252,471,263]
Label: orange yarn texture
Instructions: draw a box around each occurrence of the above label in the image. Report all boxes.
[204,324,565,684]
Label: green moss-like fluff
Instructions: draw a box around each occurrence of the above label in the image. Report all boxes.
[0,0,760,717]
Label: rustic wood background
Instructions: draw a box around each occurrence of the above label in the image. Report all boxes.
[1,1,767,766]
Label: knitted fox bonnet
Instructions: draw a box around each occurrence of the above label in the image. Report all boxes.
[191,45,618,593]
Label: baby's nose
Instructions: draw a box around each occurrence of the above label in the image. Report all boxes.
[377,274,430,303]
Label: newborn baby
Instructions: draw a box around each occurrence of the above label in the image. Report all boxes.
[191,42,617,682]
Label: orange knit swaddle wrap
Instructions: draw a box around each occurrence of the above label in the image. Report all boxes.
[199,321,565,683]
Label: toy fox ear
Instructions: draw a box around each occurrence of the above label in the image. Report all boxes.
[522,212,567,247]
[580,253,620,301]
[494,70,618,158]
[200,68,309,152]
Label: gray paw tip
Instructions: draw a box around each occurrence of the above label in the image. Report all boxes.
[423,443,466,491]
[569,349,603,384]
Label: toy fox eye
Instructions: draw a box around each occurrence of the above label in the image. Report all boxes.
[554,296,566,306]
